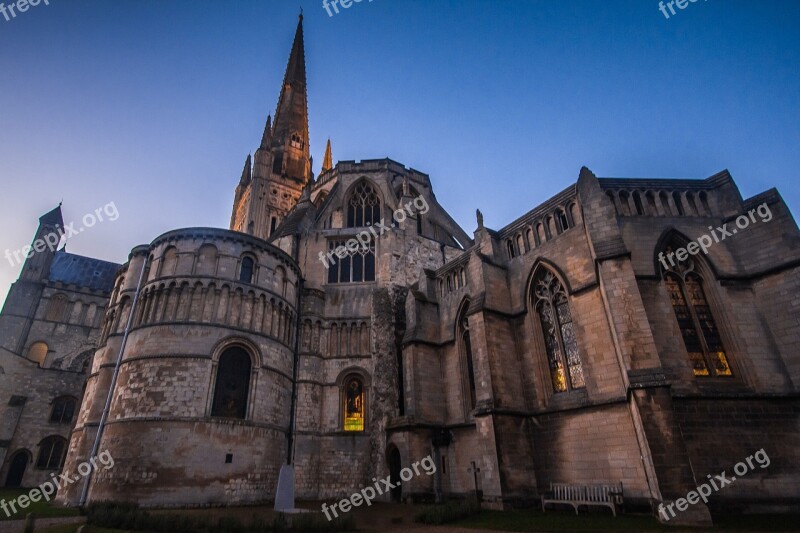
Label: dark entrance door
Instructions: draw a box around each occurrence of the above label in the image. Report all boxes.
[5,451,28,487]
[387,446,402,502]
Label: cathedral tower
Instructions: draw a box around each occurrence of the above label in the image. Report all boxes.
[230,14,312,240]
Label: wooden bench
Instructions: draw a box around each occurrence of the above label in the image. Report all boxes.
[541,482,624,516]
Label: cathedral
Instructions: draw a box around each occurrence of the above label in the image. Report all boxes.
[1,15,798,525]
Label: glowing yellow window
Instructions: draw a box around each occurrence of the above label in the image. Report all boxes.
[343,377,365,431]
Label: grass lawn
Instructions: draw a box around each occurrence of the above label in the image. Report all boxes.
[0,489,80,521]
[452,508,800,532]
[453,508,669,532]
[16,499,800,532]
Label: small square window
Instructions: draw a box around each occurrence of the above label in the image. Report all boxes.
[8,396,27,407]
[225,454,233,464]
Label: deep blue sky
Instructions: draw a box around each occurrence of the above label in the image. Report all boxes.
[1,0,798,304]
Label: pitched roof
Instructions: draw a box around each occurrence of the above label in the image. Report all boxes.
[48,250,120,292]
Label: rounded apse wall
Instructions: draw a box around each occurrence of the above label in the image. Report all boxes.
[58,228,300,506]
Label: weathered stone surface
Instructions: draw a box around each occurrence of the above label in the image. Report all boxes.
[0,21,797,528]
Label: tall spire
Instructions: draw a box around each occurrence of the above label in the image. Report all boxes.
[282,13,306,88]
[322,138,333,172]
[229,15,313,241]
[270,13,311,184]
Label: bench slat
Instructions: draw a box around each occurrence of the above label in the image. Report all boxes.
[542,482,623,516]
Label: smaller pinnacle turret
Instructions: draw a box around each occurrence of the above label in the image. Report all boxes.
[260,115,272,150]
[240,154,252,185]
[322,138,333,172]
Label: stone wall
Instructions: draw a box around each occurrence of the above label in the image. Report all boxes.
[58,229,300,506]
[673,397,800,512]
[0,350,87,488]
[532,402,651,501]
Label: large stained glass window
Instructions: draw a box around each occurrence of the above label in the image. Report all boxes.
[661,249,732,377]
[665,274,708,376]
[347,181,381,228]
[533,271,585,392]
[211,347,252,419]
[343,376,365,431]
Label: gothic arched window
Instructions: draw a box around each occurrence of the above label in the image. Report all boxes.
[36,436,67,469]
[211,347,252,419]
[347,182,380,228]
[50,396,77,424]
[532,270,585,392]
[343,375,365,431]
[458,310,477,411]
[661,249,731,377]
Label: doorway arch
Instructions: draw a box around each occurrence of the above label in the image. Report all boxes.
[386,445,402,502]
[5,450,29,487]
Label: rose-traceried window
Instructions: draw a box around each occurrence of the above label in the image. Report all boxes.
[347,182,380,228]
[532,270,585,393]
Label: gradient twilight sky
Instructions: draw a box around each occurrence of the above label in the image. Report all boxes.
[0,0,798,305]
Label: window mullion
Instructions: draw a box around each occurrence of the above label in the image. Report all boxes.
[680,278,714,371]
[552,299,571,392]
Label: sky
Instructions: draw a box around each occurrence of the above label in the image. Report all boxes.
[0,0,798,305]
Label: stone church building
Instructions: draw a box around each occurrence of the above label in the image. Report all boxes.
[1,15,798,523]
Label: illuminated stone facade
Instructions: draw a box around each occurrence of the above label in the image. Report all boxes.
[0,14,797,525]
